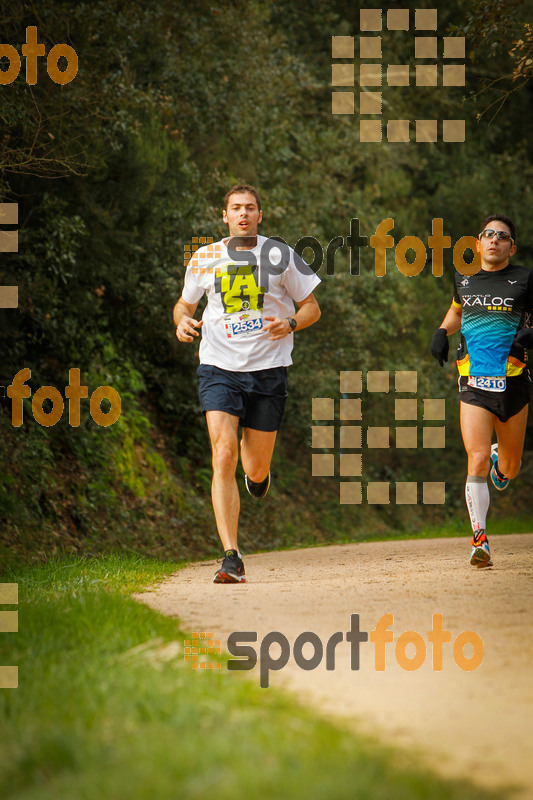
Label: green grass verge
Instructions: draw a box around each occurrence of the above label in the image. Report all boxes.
[234,517,533,558]
[335,515,533,543]
[0,555,506,800]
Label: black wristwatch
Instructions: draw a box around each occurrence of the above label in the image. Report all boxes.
[287,317,297,332]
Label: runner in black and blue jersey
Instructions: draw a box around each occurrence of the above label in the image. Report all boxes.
[431,214,533,568]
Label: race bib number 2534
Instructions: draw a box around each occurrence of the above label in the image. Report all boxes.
[224,310,264,339]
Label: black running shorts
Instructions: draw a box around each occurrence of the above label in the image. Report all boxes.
[197,364,288,432]
[459,372,530,423]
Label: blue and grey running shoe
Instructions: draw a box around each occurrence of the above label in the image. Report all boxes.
[490,443,510,491]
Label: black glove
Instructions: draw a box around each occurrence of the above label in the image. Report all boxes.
[431,327,449,366]
[512,328,533,350]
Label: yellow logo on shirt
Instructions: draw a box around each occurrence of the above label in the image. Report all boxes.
[215,264,265,314]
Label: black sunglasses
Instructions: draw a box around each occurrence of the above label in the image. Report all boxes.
[479,228,514,243]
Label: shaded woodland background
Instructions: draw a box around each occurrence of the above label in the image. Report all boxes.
[0,0,532,561]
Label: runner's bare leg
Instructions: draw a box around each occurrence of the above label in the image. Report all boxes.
[240,427,278,482]
[459,403,495,476]
[494,404,528,479]
[206,411,240,551]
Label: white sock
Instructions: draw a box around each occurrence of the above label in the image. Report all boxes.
[465,476,490,534]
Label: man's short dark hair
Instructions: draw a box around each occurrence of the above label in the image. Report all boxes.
[224,184,261,212]
[480,213,516,243]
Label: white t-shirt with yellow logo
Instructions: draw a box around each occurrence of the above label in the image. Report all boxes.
[182,235,321,371]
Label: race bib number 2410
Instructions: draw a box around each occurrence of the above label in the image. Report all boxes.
[467,376,506,392]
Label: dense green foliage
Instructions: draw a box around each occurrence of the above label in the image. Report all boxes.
[0,0,532,561]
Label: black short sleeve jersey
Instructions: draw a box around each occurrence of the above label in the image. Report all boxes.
[452,263,533,377]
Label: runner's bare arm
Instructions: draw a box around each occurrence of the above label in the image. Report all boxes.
[173,297,202,342]
[439,302,462,335]
[263,292,321,341]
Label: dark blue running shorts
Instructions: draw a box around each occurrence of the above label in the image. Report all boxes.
[197,364,288,432]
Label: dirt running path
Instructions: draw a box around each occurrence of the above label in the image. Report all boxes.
[135,534,533,798]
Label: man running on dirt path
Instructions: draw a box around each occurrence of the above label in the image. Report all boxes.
[431,214,533,568]
[174,184,321,582]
